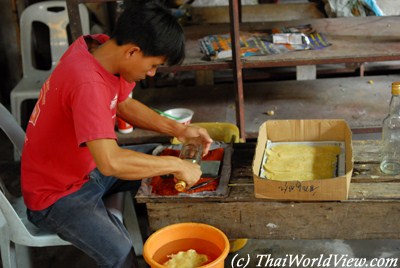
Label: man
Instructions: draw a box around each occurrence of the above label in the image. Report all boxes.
[21,1,212,267]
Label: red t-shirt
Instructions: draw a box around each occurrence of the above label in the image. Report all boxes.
[21,34,135,210]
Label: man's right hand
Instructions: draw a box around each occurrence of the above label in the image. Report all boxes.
[172,159,202,189]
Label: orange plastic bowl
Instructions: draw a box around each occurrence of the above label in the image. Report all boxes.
[143,222,230,268]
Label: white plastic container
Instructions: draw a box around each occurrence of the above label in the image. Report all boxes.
[117,93,133,133]
[163,108,194,125]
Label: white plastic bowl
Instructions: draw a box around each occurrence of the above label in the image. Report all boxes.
[163,108,194,125]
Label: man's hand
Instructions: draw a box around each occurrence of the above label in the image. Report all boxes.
[176,125,213,155]
[172,158,202,188]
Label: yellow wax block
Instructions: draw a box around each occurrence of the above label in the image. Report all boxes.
[164,249,208,268]
[263,144,341,181]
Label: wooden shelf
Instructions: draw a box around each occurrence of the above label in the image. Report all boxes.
[227,13,400,140]
[169,16,400,71]
[159,23,233,72]
[66,0,400,141]
[240,16,400,68]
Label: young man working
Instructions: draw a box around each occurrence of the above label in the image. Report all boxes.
[21,1,213,267]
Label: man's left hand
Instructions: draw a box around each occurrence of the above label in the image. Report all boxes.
[176,125,213,155]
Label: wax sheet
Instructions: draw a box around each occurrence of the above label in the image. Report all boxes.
[260,140,345,180]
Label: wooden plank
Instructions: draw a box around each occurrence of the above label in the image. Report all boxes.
[66,3,400,72]
[351,140,400,182]
[119,75,397,143]
[240,16,400,68]
[195,70,214,85]
[242,75,395,137]
[240,16,400,38]
[352,140,381,163]
[146,201,400,239]
[138,182,400,203]
[189,3,325,24]
[158,16,400,72]
[349,183,400,199]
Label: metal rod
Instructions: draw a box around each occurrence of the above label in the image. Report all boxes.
[229,0,246,142]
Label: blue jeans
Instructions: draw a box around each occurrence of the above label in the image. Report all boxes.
[27,143,160,268]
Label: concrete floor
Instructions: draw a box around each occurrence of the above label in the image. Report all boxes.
[7,238,400,267]
[226,239,400,268]
[1,74,400,267]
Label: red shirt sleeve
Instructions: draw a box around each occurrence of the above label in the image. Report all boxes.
[71,81,118,146]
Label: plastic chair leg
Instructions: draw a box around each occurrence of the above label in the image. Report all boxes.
[123,192,143,256]
[10,96,23,161]
[10,95,22,127]
[0,226,17,268]
[15,245,33,268]
[0,229,34,268]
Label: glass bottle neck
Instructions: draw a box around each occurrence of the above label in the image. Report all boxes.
[389,94,400,114]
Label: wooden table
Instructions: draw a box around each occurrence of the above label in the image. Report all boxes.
[136,140,400,240]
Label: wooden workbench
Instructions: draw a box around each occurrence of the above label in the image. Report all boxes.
[136,140,400,240]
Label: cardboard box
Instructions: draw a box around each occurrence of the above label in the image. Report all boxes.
[252,119,353,201]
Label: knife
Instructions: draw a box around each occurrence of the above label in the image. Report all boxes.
[188,177,219,191]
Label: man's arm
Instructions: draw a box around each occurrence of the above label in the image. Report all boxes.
[86,138,202,187]
[117,97,184,137]
[117,97,213,154]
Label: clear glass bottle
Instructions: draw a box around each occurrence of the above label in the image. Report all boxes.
[380,82,400,175]
[175,139,203,192]
[179,141,203,164]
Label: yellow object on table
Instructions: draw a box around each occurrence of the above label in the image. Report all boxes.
[171,122,241,144]
[263,144,341,181]
[229,238,248,253]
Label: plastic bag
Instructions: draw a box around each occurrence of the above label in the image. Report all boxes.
[324,0,384,17]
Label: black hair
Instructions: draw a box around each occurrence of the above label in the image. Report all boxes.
[111,1,185,66]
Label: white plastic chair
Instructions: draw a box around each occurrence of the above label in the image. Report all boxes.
[10,1,90,129]
[0,103,143,267]
[0,103,71,268]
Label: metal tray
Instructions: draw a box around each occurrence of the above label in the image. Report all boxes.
[137,141,233,198]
